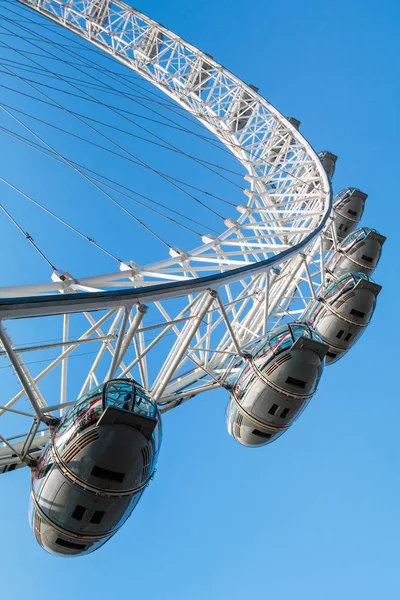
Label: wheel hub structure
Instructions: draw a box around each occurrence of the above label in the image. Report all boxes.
[0,0,334,473]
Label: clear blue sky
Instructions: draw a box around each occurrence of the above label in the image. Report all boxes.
[0,0,399,598]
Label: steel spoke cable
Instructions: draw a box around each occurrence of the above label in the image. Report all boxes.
[6,33,319,196]
[0,66,318,198]
[0,7,243,155]
[0,35,232,217]
[0,13,253,166]
[0,121,218,234]
[0,90,231,215]
[2,2,324,194]
[0,55,193,127]
[9,35,245,192]
[15,17,318,182]
[0,52,237,164]
[0,201,57,269]
[0,175,126,262]
[0,58,244,179]
[0,54,243,177]
[0,102,172,251]
[0,26,242,203]
[4,3,225,126]
[0,63,231,161]
[0,28,211,118]
[0,6,322,240]
[1,2,197,116]
[0,8,225,136]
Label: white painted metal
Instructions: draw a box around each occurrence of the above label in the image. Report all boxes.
[0,0,336,467]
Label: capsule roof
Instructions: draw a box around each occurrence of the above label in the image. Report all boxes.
[333,187,368,208]
[251,323,324,360]
[321,272,381,303]
[75,378,160,422]
[339,227,386,250]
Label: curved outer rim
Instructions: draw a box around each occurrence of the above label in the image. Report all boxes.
[0,204,331,318]
[1,0,333,319]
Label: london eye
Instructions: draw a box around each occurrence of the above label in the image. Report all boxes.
[0,0,385,556]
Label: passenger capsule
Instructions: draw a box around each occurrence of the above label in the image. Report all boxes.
[325,188,368,250]
[29,379,161,556]
[227,324,328,447]
[318,151,338,181]
[304,272,381,365]
[328,227,386,278]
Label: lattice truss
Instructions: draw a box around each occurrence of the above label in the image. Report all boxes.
[0,0,333,470]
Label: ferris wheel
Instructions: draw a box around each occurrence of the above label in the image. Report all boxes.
[0,0,385,556]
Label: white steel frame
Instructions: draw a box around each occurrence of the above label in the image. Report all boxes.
[1,0,334,471]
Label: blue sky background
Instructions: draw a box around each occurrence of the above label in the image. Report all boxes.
[0,0,399,598]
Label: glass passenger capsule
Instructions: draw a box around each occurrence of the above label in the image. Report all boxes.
[226,323,328,448]
[324,187,368,250]
[304,272,382,364]
[29,379,162,557]
[328,227,386,278]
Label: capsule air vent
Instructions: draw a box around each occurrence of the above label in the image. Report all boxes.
[141,445,152,480]
[62,429,100,463]
[34,513,43,546]
[265,353,291,376]
[234,413,243,439]
[252,429,272,440]
[335,291,355,309]
[55,537,87,551]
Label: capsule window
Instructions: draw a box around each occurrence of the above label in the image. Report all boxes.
[91,465,125,483]
[348,209,357,216]
[55,538,86,551]
[252,429,272,439]
[71,504,86,521]
[280,408,290,419]
[327,351,337,358]
[336,329,344,339]
[350,308,365,318]
[268,404,279,416]
[361,254,373,263]
[286,376,306,389]
[344,333,352,342]
[90,510,105,525]
[338,224,344,230]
